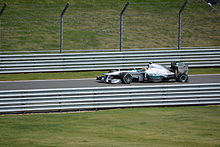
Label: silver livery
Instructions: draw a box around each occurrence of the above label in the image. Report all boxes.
[97,62,188,84]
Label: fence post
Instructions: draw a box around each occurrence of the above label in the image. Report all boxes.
[0,3,7,17]
[178,0,188,50]
[60,3,69,53]
[0,3,7,50]
[120,2,129,52]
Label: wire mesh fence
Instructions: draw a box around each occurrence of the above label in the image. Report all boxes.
[0,0,219,53]
[0,3,61,53]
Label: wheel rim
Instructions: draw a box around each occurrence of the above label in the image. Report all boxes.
[123,74,132,84]
[179,74,188,82]
[125,76,132,83]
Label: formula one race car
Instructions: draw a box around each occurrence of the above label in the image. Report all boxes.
[97,62,188,84]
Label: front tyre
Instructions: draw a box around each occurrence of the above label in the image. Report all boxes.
[177,74,188,82]
[121,73,133,84]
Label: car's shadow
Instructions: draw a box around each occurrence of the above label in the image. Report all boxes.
[96,79,185,85]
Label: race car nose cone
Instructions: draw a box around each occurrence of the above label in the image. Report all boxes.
[97,76,102,80]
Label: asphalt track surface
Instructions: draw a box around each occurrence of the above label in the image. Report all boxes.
[0,74,220,91]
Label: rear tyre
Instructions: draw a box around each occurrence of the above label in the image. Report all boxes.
[177,74,188,82]
[121,73,133,84]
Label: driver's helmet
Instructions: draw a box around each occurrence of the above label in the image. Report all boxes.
[146,62,153,69]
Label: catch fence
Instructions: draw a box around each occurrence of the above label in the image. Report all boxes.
[0,1,219,53]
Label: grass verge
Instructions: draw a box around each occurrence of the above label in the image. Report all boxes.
[189,67,220,75]
[0,68,220,81]
[0,106,219,147]
[0,71,105,81]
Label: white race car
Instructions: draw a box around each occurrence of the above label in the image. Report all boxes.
[97,62,189,84]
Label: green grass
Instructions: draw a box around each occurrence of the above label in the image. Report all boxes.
[0,106,219,147]
[0,68,219,81]
[0,71,105,81]
[189,67,220,75]
[0,0,219,52]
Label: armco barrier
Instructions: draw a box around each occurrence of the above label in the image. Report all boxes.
[1,48,220,74]
[0,83,220,113]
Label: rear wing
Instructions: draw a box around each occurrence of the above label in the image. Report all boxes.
[171,62,188,74]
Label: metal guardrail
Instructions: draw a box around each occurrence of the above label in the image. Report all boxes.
[1,48,220,74]
[0,83,220,113]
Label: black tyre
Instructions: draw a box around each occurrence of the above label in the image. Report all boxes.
[121,73,133,84]
[177,74,188,82]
